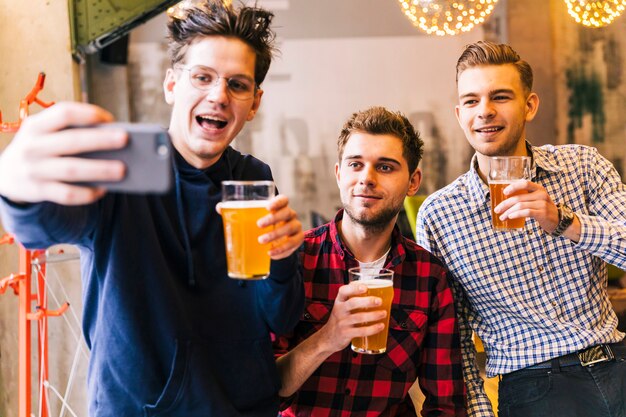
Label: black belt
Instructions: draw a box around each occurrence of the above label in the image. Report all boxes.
[525,342,626,370]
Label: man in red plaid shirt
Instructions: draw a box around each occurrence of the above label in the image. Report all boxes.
[273,107,467,416]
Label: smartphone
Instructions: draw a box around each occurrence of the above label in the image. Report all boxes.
[74,123,172,194]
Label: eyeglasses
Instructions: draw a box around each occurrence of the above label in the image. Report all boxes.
[176,65,257,100]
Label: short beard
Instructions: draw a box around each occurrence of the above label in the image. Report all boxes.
[343,203,401,234]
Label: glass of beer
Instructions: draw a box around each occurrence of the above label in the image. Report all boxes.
[349,267,394,354]
[488,156,531,231]
[221,180,275,280]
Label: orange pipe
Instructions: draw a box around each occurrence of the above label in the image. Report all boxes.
[18,246,32,417]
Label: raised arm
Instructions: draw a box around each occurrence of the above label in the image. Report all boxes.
[492,147,626,269]
[0,101,127,205]
[275,283,386,397]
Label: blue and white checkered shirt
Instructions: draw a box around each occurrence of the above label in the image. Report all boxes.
[415,143,626,417]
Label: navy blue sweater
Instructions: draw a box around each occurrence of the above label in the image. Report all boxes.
[0,147,304,417]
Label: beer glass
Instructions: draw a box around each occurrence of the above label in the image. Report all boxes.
[488,156,531,231]
[349,267,394,354]
[221,181,275,279]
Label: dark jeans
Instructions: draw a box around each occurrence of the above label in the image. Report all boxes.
[498,348,626,417]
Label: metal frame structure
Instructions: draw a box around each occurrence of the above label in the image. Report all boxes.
[0,73,65,417]
[0,237,70,417]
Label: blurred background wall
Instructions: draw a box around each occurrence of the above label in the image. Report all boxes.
[1,1,626,416]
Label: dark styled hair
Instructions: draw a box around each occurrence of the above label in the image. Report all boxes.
[337,106,424,175]
[456,41,533,94]
[167,0,277,86]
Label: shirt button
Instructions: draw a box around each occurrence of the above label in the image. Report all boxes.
[352,352,358,358]
[538,266,544,272]
[345,388,351,395]
[400,322,408,329]
[303,312,311,319]
[552,301,557,307]
[527,229,533,235]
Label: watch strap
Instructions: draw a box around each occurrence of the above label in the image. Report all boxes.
[551,203,574,237]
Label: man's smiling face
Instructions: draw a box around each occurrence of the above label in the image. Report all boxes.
[336,131,418,230]
[455,64,538,159]
[163,36,262,169]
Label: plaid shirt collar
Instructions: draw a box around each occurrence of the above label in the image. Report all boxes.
[328,209,407,269]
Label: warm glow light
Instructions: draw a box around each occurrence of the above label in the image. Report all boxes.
[564,0,626,28]
[398,0,499,36]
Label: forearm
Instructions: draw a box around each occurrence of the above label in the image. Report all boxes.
[572,147,626,268]
[575,212,626,270]
[0,197,92,247]
[276,327,336,397]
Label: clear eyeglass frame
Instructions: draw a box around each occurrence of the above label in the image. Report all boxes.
[176,65,257,100]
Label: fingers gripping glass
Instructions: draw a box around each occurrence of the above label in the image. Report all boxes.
[176,65,257,100]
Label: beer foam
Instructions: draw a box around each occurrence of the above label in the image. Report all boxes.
[488,180,515,185]
[220,200,269,209]
[358,279,393,288]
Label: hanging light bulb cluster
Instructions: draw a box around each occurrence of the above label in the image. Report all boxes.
[398,0,499,36]
[564,0,626,28]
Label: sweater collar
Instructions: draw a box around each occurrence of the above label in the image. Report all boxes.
[173,147,234,186]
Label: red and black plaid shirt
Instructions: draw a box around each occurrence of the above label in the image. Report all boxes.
[273,210,467,417]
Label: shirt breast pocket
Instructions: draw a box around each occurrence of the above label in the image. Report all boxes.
[299,300,333,338]
[378,308,428,374]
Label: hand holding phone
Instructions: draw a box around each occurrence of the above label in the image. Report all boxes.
[0,102,129,205]
[75,123,172,194]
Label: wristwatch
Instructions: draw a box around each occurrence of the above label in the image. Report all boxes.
[551,203,575,237]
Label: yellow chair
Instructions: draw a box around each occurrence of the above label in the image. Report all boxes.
[403,195,428,240]
[608,264,625,282]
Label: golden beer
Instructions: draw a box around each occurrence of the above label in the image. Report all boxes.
[489,181,527,230]
[488,156,531,231]
[221,200,272,279]
[351,278,394,354]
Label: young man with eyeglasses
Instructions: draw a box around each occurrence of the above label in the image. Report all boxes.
[0,2,304,416]
[273,107,467,416]
[415,41,626,417]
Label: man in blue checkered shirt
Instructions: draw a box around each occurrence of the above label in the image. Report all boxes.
[415,41,626,417]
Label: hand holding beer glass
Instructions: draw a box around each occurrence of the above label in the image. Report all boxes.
[221,180,275,279]
[488,156,531,231]
[349,267,394,354]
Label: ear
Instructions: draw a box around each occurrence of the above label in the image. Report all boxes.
[407,167,422,197]
[334,161,341,186]
[163,68,177,105]
[524,92,540,122]
[455,104,461,126]
[246,88,264,121]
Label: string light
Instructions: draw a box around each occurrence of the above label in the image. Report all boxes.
[564,0,626,28]
[398,0,499,36]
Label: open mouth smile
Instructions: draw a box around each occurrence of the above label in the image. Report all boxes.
[196,115,228,130]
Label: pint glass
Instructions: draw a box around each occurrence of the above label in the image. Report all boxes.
[488,156,531,231]
[221,181,275,279]
[349,267,394,354]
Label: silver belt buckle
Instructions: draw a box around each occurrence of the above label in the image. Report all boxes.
[577,345,614,367]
